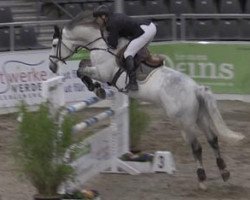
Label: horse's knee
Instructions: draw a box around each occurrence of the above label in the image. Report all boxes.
[76,68,81,78]
[77,58,92,78]
[77,67,84,79]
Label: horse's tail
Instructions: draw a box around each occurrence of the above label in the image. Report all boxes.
[196,86,245,143]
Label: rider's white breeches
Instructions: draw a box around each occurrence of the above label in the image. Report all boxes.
[124,22,157,58]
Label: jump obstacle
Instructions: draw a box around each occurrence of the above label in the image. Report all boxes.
[42,76,175,187]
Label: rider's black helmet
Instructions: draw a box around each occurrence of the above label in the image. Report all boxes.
[93,5,110,17]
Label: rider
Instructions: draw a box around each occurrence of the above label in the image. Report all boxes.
[93,5,157,91]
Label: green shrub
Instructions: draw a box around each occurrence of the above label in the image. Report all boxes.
[15,103,75,196]
[129,99,151,151]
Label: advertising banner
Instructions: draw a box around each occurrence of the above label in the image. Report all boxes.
[0,50,96,113]
[0,50,50,109]
[150,42,250,95]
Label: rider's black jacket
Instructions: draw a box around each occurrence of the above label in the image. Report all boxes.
[105,13,151,49]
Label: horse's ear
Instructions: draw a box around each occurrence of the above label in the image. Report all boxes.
[53,25,60,39]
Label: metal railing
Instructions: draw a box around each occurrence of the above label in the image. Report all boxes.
[180,14,250,40]
[2,7,250,52]
[36,0,115,19]
[37,0,75,19]
[0,14,176,52]
[0,19,69,51]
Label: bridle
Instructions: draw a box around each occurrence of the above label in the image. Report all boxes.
[49,26,126,91]
[49,29,81,65]
[49,27,116,66]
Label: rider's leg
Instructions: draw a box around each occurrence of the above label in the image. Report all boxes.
[124,56,138,91]
[124,22,157,91]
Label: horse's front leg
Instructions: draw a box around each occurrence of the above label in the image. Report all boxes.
[77,60,106,99]
[78,75,95,91]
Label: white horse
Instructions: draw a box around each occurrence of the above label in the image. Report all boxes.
[49,13,244,189]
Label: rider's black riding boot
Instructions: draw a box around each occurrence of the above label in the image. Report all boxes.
[125,56,138,91]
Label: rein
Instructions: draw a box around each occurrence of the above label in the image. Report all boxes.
[81,32,117,57]
[50,29,117,66]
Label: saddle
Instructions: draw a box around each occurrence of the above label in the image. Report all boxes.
[110,45,165,86]
[116,45,165,69]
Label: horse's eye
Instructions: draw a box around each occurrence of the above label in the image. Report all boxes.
[52,44,57,48]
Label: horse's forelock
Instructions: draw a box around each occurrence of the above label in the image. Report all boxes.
[53,25,61,39]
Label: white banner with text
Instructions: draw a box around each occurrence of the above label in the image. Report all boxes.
[0,50,103,114]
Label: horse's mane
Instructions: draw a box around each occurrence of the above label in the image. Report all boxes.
[65,11,98,30]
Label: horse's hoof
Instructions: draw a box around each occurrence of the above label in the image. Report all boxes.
[88,84,95,92]
[94,82,101,88]
[221,169,230,182]
[95,88,106,99]
[198,182,207,191]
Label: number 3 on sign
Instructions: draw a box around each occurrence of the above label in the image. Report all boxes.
[158,155,165,169]
[152,151,175,173]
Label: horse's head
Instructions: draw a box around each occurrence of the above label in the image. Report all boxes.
[49,25,77,73]
[49,16,104,74]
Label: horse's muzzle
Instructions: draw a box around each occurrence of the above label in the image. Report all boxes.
[49,62,58,73]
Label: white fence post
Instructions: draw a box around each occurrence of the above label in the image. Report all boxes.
[41,76,65,115]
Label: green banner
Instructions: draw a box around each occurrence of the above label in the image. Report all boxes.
[71,42,250,94]
[150,42,250,94]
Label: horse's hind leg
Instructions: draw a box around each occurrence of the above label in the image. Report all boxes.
[182,128,207,189]
[197,116,230,182]
[208,135,230,182]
